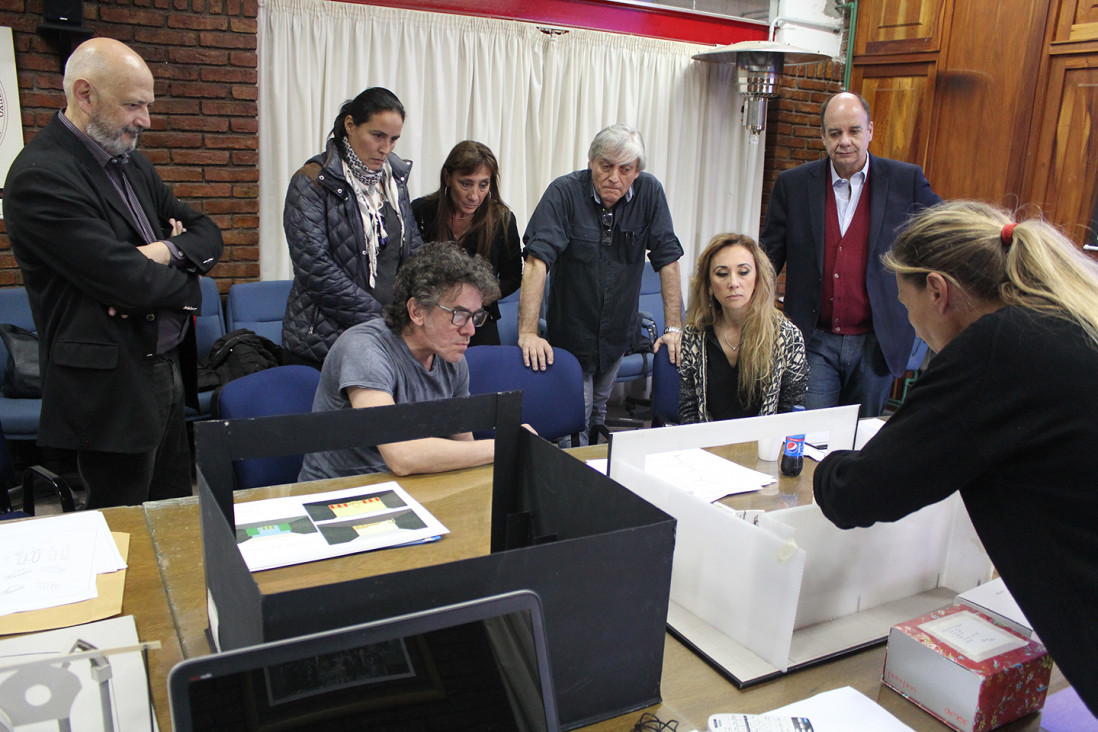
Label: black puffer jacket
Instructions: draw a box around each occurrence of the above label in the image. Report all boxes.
[282,140,422,362]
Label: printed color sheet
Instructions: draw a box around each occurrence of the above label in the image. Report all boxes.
[234,482,449,572]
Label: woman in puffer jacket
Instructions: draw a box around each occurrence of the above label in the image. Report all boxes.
[282,87,423,367]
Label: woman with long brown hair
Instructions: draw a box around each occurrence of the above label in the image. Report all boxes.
[412,141,521,346]
[678,233,807,422]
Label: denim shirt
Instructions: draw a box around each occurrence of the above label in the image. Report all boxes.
[523,169,682,373]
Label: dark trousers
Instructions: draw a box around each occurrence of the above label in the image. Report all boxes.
[78,352,192,508]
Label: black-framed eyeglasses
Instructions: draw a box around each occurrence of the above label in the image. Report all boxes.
[435,303,488,327]
[600,209,614,245]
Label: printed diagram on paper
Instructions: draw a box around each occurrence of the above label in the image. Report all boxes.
[234,482,448,572]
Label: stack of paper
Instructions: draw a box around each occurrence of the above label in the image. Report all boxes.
[765,686,915,731]
[0,512,126,617]
[234,481,450,571]
[644,448,775,502]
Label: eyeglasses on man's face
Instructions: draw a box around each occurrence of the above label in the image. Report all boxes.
[435,303,488,327]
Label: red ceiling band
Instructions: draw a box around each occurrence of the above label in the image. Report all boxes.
[349,0,768,46]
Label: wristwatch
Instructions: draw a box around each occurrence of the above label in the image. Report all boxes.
[663,326,682,335]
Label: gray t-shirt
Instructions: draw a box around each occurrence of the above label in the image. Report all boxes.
[298,319,469,481]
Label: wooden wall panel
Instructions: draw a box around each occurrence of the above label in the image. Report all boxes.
[1054,0,1098,42]
[851,64,936,168]
[855,0,947,55]
[926,0,1050,203]
[1026,56,1098,244]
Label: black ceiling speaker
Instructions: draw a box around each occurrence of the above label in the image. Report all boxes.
[43,0,84,26]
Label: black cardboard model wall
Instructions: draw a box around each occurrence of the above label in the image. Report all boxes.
[195,392,676,729]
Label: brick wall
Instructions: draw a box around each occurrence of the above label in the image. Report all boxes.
[0,0,259,296]
[0,3,837,298]
[762,60,845,297]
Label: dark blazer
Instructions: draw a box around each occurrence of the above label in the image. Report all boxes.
[4,113,223,452]
[760,154,941,376]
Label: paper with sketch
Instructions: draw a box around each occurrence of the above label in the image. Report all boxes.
[766,686,914,732]
[234,482,449,572]
[0,512,126,616]
[0,615,154,731]
[645,448,775,502]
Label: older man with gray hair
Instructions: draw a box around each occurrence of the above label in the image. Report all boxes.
[4,37,222,508]
[518,124,683,443]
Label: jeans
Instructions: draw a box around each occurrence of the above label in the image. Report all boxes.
[79,353,192,508]
[577,354,624,446]
[805,329,894,418]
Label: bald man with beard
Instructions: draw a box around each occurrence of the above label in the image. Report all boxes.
[4,38,223,507]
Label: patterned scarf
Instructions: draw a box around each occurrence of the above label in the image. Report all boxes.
[341,138,389,288]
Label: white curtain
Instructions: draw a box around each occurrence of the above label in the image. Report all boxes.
[257,0,764,302]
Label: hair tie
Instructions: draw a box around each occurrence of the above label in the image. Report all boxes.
[1001,222,1017,246]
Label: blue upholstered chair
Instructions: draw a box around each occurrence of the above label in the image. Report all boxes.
[603,266,681,434]
[613,266,664,394]
[195,276,225,361]
[213,365,322,489]
[495,289,521,346]
[465,345,586,446]
[650,346,680,427]
[225,280,293,345]
[886,337,931,410]
[187,276,227,422]
[0,287,42,441]
[0,415,79,516]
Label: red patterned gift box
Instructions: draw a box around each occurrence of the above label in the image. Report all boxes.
[882,605,1051,732]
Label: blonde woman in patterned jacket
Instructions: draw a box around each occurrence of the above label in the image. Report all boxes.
[678,233,808,423]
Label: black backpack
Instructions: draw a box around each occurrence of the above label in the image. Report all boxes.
[197,328,282,392]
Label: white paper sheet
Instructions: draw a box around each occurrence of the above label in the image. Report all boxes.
[644,448,775,502]
[805,418,886,462]
[954,577,1034,636]
[234,481,449,572]
[0,512,126,616]
[765,686,914,732]
[0,615,155,731]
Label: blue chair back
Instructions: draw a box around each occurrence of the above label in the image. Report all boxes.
[0,288,42,440]
[465,345,585,446]
[650,347,680,427]
[225,280,293,345]
[496,289,520,347]
[196,276,225,359]
[907,337,929,371]
[0,288,37,368]
[0,416,26,518]
[615,266,668,386]
[213,365,322,489]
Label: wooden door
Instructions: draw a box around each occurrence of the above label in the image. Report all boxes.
[924,0,1050,202]
[851,62,937,168]
[1052,0,1098,42]
[1025,53,1098,245]
[855,0,950,55]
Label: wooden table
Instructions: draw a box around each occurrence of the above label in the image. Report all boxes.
[99,506,185,732]
[144,441,1067,732]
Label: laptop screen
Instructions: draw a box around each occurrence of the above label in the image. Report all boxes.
[169,591,559,731]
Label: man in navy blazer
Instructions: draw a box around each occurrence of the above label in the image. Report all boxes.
[5,38,223,508]
[761,92,940,417]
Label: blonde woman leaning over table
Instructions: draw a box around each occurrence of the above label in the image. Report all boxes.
[813,200,1098,715]
[678,233,808,423]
